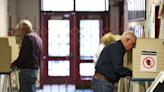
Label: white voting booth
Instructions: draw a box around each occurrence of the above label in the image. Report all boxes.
[131,38,164,78]
[0,36,19,92]
[113,36,164,92]
[126,38,164,92]
[0,36,19,72]
[113,36,164,77]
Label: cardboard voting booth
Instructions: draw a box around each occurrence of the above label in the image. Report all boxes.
[0,36,19,73]
[127,38,164,79]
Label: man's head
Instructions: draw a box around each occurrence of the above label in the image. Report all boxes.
[16,20,32,36]
[120,31,137,52]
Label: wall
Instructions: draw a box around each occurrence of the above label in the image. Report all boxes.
[8,0,40,88]
[155,0,161,3]
[8,0,119,34]
[8,0,16,29]
[127,0,148,38]
[8,0,40,30]
[124,0,161,92]
[127,0,161,38]
[110,5,119,34]
[7,0,120,89]
[0,0,8,92]
[0,0,8,36]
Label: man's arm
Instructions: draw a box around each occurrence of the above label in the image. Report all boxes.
[12,36,32,68]
[110,47,132,77]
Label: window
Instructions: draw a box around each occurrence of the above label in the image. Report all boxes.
[48,20,70,57]
[79,63,94,80]
[41,0,109,12]
[128,0,146,21]
[130,25,144,38]
[80,20,100,60]
[41,0,74,11]
[75,0,109,11]
[48,60,70,76]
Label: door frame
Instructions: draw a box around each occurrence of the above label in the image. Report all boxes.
[40,11,110,89]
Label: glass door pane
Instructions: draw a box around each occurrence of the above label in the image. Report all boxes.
[41,0,74,11]
[48,20,70,57]
[79,19,100,80]
[79,63,94,80]
[80,20,100,60]
[48,60,70,76]
[75,0,109,11]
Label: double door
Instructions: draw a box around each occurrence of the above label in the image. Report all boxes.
[40,12,109,89]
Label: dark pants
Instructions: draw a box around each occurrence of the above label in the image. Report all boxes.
[92,76,114,92]
[19,68,38,92]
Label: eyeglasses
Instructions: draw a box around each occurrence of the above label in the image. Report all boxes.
[129,39,136,47]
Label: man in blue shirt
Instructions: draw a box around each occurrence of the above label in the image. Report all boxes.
[10,20,42,92]
[92,31,137,92]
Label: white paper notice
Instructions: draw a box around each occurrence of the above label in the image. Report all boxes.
[140,51,157,72]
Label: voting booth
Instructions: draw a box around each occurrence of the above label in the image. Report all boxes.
[114,36,164,91]
[112,37,164,79]
[127,38,164,79]
[0,36,20,92]
[124,38,164,92]
[0,36,19,72]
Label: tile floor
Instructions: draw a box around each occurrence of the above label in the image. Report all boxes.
[12,84,118,92]
[12,84,93,92]
[36,84,93,92]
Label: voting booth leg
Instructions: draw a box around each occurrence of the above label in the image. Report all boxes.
[144,81,149,91]
[132,81,136,92]
[124,78,129,92]
[8,75,12,92]
[128,80,131,92]
[2,75,8,92]
[128,80,135,92]
[117,78,124,92]
[117,78,122,92]
[143,81,150,92]
[2,74,12,92]
[120,78,130,92]
[15,70,20,90]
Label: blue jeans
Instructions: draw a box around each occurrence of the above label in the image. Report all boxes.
[92,76,114,92]
[19,68,38,92]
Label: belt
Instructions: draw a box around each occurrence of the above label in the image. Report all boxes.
[94,73,114,84]
[21,67,38,70]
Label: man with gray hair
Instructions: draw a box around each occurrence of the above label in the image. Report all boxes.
[11,20,42,92]
[92,31,137,92]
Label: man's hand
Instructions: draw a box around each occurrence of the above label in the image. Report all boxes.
[10,62,16,68]
[126,76,132,79]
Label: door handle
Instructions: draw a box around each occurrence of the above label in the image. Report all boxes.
[43,55,49,59]
[69,52,73,60]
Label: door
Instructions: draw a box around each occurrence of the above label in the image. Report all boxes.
[155,4,160,38]
[40,12,75,88]
[75,12,109,89]
[40,11,110,89]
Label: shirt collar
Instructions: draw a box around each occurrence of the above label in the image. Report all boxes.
[24,30,34,36]
[118,40,126,54]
